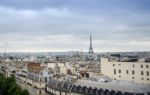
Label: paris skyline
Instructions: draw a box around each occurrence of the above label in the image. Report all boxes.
[0,0,150,52]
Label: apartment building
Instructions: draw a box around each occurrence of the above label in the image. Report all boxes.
[27,63,52,95]
[101,58,150,84]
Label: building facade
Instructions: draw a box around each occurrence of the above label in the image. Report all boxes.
[101,58,150,84]
[27,63,52,95]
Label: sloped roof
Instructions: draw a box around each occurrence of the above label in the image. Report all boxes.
[75,79,150,93]
[27,62,44,72]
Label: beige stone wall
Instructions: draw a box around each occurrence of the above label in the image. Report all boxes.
[47,63,56,68]
[60,67,67,74]
[101,58,150,84]
[26,79,45,88]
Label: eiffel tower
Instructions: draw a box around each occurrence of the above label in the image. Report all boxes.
[89,35,94,53]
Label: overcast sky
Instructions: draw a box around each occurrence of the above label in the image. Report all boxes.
[0,0,150,52]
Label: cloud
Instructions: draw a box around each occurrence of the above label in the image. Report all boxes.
[0,0,150,52]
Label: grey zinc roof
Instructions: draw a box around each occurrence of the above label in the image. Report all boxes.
[74,79,150,93]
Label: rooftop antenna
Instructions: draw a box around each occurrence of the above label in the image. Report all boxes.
[4,42,7,59]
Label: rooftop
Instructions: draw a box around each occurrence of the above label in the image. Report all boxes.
[75,79,150,93]
[27,62,44,72]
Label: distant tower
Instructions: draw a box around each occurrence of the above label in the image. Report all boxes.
[89,35,94,53]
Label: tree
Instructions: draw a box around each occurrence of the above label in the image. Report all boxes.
[1,76,16,95]
[0,74,5,88]
[0,74,29,95]
[7,82,19,95]
[20,89,29,95]
[12,87,22,95]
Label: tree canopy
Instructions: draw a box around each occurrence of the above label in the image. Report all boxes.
[0,74,29,95]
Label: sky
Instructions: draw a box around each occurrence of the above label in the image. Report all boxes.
[0,0,150,52]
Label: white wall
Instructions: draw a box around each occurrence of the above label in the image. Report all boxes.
[101,58,150,84]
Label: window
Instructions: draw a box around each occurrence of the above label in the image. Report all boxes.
[146,65,149,68]
[119,76,121,78]
[141,65,143,68]
[126,70,129,74]
[132,70,135,75]
[147,71,149,76]
[40,78,42,82]
[113,64,115,67]
[147,78,149,81]
[119,69,121,73]
[141,71,144,76]
[132,77,135,79]
[114,69,116,74]
[39,91,41,94]
[133,65,135,68]
[45,77,47,82]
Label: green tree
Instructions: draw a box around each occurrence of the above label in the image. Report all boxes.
[0,74,5,88]
[7,82,18,95]
[20,89,29,95]
[12,86,22,95]
[1,76,15,95]
[0,74,29,95]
